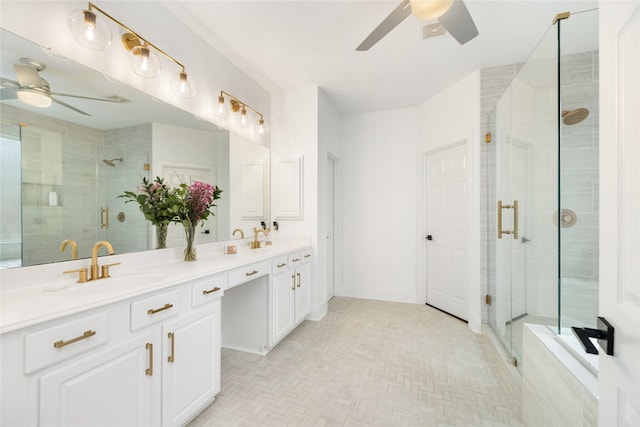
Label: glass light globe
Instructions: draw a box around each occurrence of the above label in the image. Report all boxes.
[17,89,52,108]
[129,45,160,78]
[409,0,453,20]
[256,118,270,135]
[215,95,229,117]
[171,72,196,98]
[68,9,112,50]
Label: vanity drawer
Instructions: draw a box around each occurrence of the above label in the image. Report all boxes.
[191,274,226,307]
[228,260,270,289]
[130,289,180,331]
[24,311,109,374]
[272,255,290,275]
[301,248,312,264]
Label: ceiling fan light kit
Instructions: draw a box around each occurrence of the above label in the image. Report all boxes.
[409,0,453,20]
[68,2,194,98]
[17,88,52,108]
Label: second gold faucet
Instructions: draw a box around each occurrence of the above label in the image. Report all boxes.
[91,240,119,280]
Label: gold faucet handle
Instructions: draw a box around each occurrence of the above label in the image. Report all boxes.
[101,262,121,279]
[63,268,89,283]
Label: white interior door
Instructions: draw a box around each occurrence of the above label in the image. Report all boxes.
[425,143,468,320]
[161,164,216,248]
[599,3,640,424]
[326,155,335,300]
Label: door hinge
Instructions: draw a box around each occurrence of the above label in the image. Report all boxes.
[485,294,492,305]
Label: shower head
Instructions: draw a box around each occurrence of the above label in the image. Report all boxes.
[562,108,590,125]
[103,158,123,167]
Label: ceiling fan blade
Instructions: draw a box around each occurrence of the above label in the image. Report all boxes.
[356,0,412,51]
[13,63,43,88]
[438,0,478,45]
[51,97,91,116]
[50,92,125,103]
[1,77,20,88]
[0,88,18,100]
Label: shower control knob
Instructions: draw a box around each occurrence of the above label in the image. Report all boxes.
[426,235,433,241]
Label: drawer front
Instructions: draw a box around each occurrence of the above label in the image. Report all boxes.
[301,248,312,264]
[24,311,109,374]
[191,274,226,307]
[288,252,302,268]
[130,289,180,331]
[228,260,270,289]
[272,255,290,275]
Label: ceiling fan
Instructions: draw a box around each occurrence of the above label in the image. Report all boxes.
[0,58,125,116]
[356,0,479,51]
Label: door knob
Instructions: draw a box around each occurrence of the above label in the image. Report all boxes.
[426,235,433,241]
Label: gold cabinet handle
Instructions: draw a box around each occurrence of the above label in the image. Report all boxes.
[292,258,301,262]
[168,332,175,363]
[63,268,89,283]
[245,270,259,277]
[147,303,173,315]
[202,286,221,295]
[304,254,311,258]
[53,330,96,348]
[277,263,287,268]
[296,272,301,288]
[291,275,296,291]
[146,343,153,376]
[497,200,519,240]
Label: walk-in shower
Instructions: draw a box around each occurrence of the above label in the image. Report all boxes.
[484,8,599,368]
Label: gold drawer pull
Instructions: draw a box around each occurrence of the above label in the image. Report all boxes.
[292,258,301,262]
[146,343,153,376]
[147,303,173,315]
[202,286,221,295]
[168,332,175,363]
[277,263,287,268]
[53,330,96,348]
[304,254,311,258]
[245,270,259,277]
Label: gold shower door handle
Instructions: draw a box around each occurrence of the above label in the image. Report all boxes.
[497,200,519,239]
[100,207,109,229]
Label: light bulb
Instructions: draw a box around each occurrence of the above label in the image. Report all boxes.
[409,0,453,20]
[240,107,248,127]
[257,118,269,135]
[216,95,229,116]
[171,72,195,98]
[68,9,112,50]
[129,45,160,78]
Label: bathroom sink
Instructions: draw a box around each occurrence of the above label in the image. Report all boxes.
[63,272,166,296]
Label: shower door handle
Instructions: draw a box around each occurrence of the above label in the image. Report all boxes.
[497,200,518,239]
[100,207,109,229]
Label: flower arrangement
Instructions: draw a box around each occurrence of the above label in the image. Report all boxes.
[119,177,180,226]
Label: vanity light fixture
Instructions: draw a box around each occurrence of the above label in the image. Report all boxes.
[68,2,195,97]
[217,90,269,134]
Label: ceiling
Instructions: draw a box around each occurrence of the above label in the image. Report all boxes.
[167,0,599,115]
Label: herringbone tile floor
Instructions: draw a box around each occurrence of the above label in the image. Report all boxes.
[189,297,523,427]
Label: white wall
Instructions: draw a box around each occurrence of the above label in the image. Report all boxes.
[340,107,419,303]
[417,70,482,332]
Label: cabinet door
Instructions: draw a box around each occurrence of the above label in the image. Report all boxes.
[295,264,312,323]
[39,333,155,427]
[272,272,296,344]
[162,301,221,427]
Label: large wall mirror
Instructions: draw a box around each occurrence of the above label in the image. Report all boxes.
[0,29,269,268]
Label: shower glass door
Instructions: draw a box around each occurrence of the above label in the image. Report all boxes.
[493,22,559,365]
[0,124,23,268]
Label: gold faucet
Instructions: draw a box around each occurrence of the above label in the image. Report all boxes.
[250,228,267,249]
[60,239,78,260]
[90,240,119,281]
[232,228,245,239]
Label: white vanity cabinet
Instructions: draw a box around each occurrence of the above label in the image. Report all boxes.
[270,249,312,346]
[0,274,224,427]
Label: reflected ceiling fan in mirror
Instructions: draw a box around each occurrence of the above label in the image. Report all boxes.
[0,57,126,116]
[356,0,479,51]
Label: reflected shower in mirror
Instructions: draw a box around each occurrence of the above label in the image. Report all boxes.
[0,29,269,269]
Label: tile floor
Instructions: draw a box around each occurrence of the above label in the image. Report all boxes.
[189,297,523,426]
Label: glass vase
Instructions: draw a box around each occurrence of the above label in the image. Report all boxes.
[183,222,197,261]
[155,223,168,249]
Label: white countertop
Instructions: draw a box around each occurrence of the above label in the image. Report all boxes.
[0,238,311,334]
